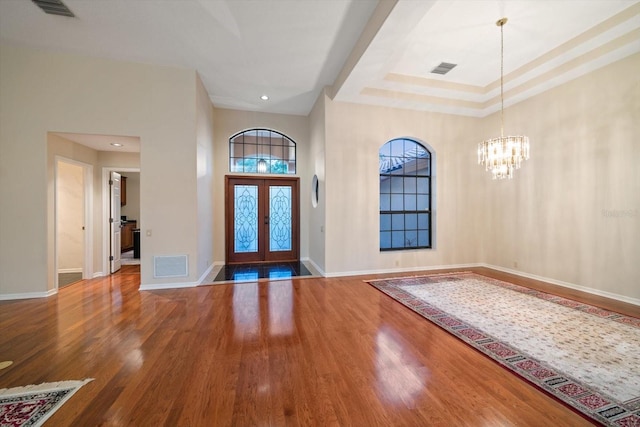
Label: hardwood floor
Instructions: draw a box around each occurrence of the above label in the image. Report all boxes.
[1,266,637,426]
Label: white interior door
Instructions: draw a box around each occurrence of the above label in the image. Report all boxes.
[110,171,122,273]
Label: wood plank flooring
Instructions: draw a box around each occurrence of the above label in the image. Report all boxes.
[1,266,638,426]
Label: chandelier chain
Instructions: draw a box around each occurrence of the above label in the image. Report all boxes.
[500,20,504,138]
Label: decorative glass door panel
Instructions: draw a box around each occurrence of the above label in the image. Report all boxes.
[234,185,259,253]
[269,186,292,252]
[226,176,299,264]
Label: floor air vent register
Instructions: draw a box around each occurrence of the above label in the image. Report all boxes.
[153,255,188,278]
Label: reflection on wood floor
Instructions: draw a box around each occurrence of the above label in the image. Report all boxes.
[1,265,636,426]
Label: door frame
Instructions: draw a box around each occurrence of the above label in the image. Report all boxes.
[54,156,93,288]
[225,175,300,265]
[109,171,122,273]
[101,166,140,275]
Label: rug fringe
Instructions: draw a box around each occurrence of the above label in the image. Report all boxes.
[0,378,93,397]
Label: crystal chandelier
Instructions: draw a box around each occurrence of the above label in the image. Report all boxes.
[478,18,529,179]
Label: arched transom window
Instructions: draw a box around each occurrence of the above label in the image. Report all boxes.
[229,129,296,174]
[379,138,432,250]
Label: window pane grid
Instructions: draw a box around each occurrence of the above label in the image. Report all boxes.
[229,129,296,174]
[380,212,431,250]
[379,138,432,251]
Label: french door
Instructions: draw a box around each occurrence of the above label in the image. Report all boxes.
[225,176,299,264]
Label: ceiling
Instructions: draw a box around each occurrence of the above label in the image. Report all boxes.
[1,0,639,151]
[335,0,640,117]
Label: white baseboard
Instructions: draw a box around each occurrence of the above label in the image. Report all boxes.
[139,281,197,291]
[93,272,104,278]
[323,263,481,278]
[197,264,214,285]
[301,257,326,277]
[139,263,214,291]
[482,263,640,307]
[58,268,82,274]
[0,289,57,301]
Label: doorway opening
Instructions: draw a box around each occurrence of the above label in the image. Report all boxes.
[116,172,140,267]
[225,176,299,264]
[55,157,93,289]
[102,167,140,275]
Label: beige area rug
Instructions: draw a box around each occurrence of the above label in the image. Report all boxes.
[367,272,640,426]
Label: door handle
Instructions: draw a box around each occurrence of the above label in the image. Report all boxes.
[264,216,269,225]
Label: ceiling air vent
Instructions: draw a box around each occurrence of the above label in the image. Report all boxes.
[431,62,457,75]
[31,0,75,17]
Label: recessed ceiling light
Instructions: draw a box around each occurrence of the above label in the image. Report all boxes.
[110,143,123,147]
[260,95,269,101]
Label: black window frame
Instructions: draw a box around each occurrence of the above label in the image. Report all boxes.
[379,138,432,251]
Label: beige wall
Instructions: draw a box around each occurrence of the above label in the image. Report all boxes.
[212,108,310,264]
[0,44,199,295]
[308,91,327,272]
[1,43,637,303]
[98,152,141,170]
[479,53,640,301]
[322,97,482,275]
[196,74,215,278]
[314,54,638,301]
[56,161,84,271]
[48,134,143,282]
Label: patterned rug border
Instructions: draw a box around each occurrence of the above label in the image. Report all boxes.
[0,379,93,427]
[365,270,474,285]
[366,272,640,427]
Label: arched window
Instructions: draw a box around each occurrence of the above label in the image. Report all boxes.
[229,129,296,174]
[379,138,432,250]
